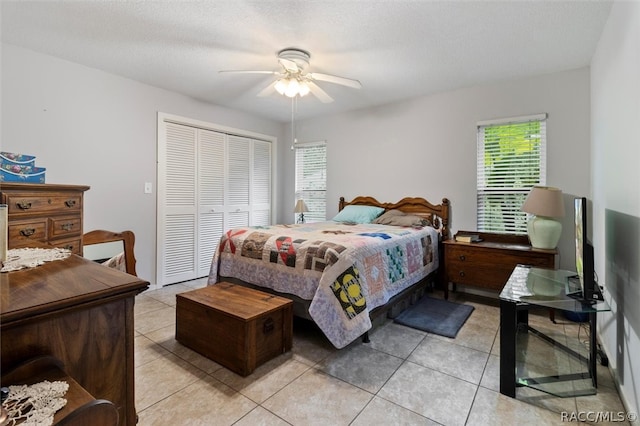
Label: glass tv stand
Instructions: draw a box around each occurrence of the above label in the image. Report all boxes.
[499,265,610,398]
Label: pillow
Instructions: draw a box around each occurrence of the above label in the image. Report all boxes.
[372,209,404,223]
[332,205,385,224]
[374,209,431,227]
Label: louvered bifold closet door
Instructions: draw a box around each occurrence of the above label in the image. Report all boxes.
[159,116,274,286]
[197,129,225,277]
[159,122,198,284]
[227,135,251,227]
[252,140,271,226]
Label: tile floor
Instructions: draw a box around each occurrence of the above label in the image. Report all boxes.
[134,279,629,425]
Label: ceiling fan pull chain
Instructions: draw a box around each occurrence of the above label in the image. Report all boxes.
[290,96,296,150]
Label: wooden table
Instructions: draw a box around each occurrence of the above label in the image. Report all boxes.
[1,253,148,425]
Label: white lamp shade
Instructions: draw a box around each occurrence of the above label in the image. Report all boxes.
[275,79,287,95]
[284,79,300,97]
[298,82,310,97]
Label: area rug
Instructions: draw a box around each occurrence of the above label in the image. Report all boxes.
[393,296,474,338]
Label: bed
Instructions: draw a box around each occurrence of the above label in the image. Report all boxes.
[208,196,450,348]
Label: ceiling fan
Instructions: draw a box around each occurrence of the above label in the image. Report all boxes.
[220,48,362,103]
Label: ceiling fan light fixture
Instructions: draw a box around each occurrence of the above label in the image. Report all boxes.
[275,78,288,95]
[284,78,300,97]
[298,82,310,97]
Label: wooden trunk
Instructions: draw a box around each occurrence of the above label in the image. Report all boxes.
[176,282,293,376]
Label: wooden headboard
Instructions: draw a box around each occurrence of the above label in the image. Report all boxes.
[339,196,451,240]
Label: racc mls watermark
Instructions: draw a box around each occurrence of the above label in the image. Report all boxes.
[561,411,638,423]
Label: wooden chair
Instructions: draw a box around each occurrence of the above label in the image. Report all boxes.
[1,356,119,426]
[82,230,137,276]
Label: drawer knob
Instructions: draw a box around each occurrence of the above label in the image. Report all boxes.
[459,255,466,261]
[16,201,32,210]
[62,223,74,231]
[20,228,36,237]
[65,199,77,208]
[459,271,465,277]
[64,244,74,251]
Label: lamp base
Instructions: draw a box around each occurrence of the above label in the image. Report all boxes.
[527,215,562,249]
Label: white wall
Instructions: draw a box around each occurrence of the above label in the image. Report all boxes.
[591,1,640,416]
[285,68,592,271]
[1,44,284,284]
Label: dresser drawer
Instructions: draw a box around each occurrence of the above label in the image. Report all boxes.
[50,236,83,255]
[446,246,513,289]
[8,219,47,247]
[49,216,82,239]
[5,193,83,217]
[447,245,554,269]
[446,262,508,290]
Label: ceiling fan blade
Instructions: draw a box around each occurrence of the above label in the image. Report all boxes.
[278,58,299,73]
[218,70,278,75]
[256,81,277,97]
[306,81,334,103]
[308,72,362,89]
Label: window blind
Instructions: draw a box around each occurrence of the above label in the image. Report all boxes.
[477,115,547,234]
[295,141,327,222]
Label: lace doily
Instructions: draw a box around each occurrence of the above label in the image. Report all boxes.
[1,248,72,273]
[2,380,68,426]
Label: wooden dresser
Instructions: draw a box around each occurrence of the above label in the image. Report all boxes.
[0,254,149,425]
[1,183,90,255]
[443,231,557,297]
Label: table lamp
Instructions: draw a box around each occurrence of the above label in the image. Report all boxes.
[294,199,309,224]
[521,186,565,249]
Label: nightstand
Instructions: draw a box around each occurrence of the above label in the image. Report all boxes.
[443,231,557,299]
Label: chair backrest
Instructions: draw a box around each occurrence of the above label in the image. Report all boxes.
[83,230,137,276]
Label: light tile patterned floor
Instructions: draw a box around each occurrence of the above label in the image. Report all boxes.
[134,279,628,425]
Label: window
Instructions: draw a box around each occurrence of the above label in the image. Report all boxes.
[295,141,326,222]
[477,114,547,234]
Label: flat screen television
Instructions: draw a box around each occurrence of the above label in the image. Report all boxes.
[570,197,603,303]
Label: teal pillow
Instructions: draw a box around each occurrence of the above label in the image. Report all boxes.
[332,205,385,224]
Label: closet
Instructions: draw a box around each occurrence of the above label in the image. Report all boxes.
[157,114,273,286]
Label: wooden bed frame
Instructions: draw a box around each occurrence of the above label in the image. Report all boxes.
[339,195,450,240]
[220,195,451,343]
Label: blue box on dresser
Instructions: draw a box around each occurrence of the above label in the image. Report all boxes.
[0,152,45,183]
[0,152,36,167]
[0,166,46,183]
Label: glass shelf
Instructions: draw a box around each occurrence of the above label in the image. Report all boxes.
[499,265,610,398]
[500,265,610,313]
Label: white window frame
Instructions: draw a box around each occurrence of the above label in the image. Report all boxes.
[476,113,547,234]
[294,141,327,223]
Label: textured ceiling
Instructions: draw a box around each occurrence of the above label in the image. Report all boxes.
[1,1,613,123]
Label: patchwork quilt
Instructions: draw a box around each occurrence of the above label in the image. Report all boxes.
[208,221,439,348]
